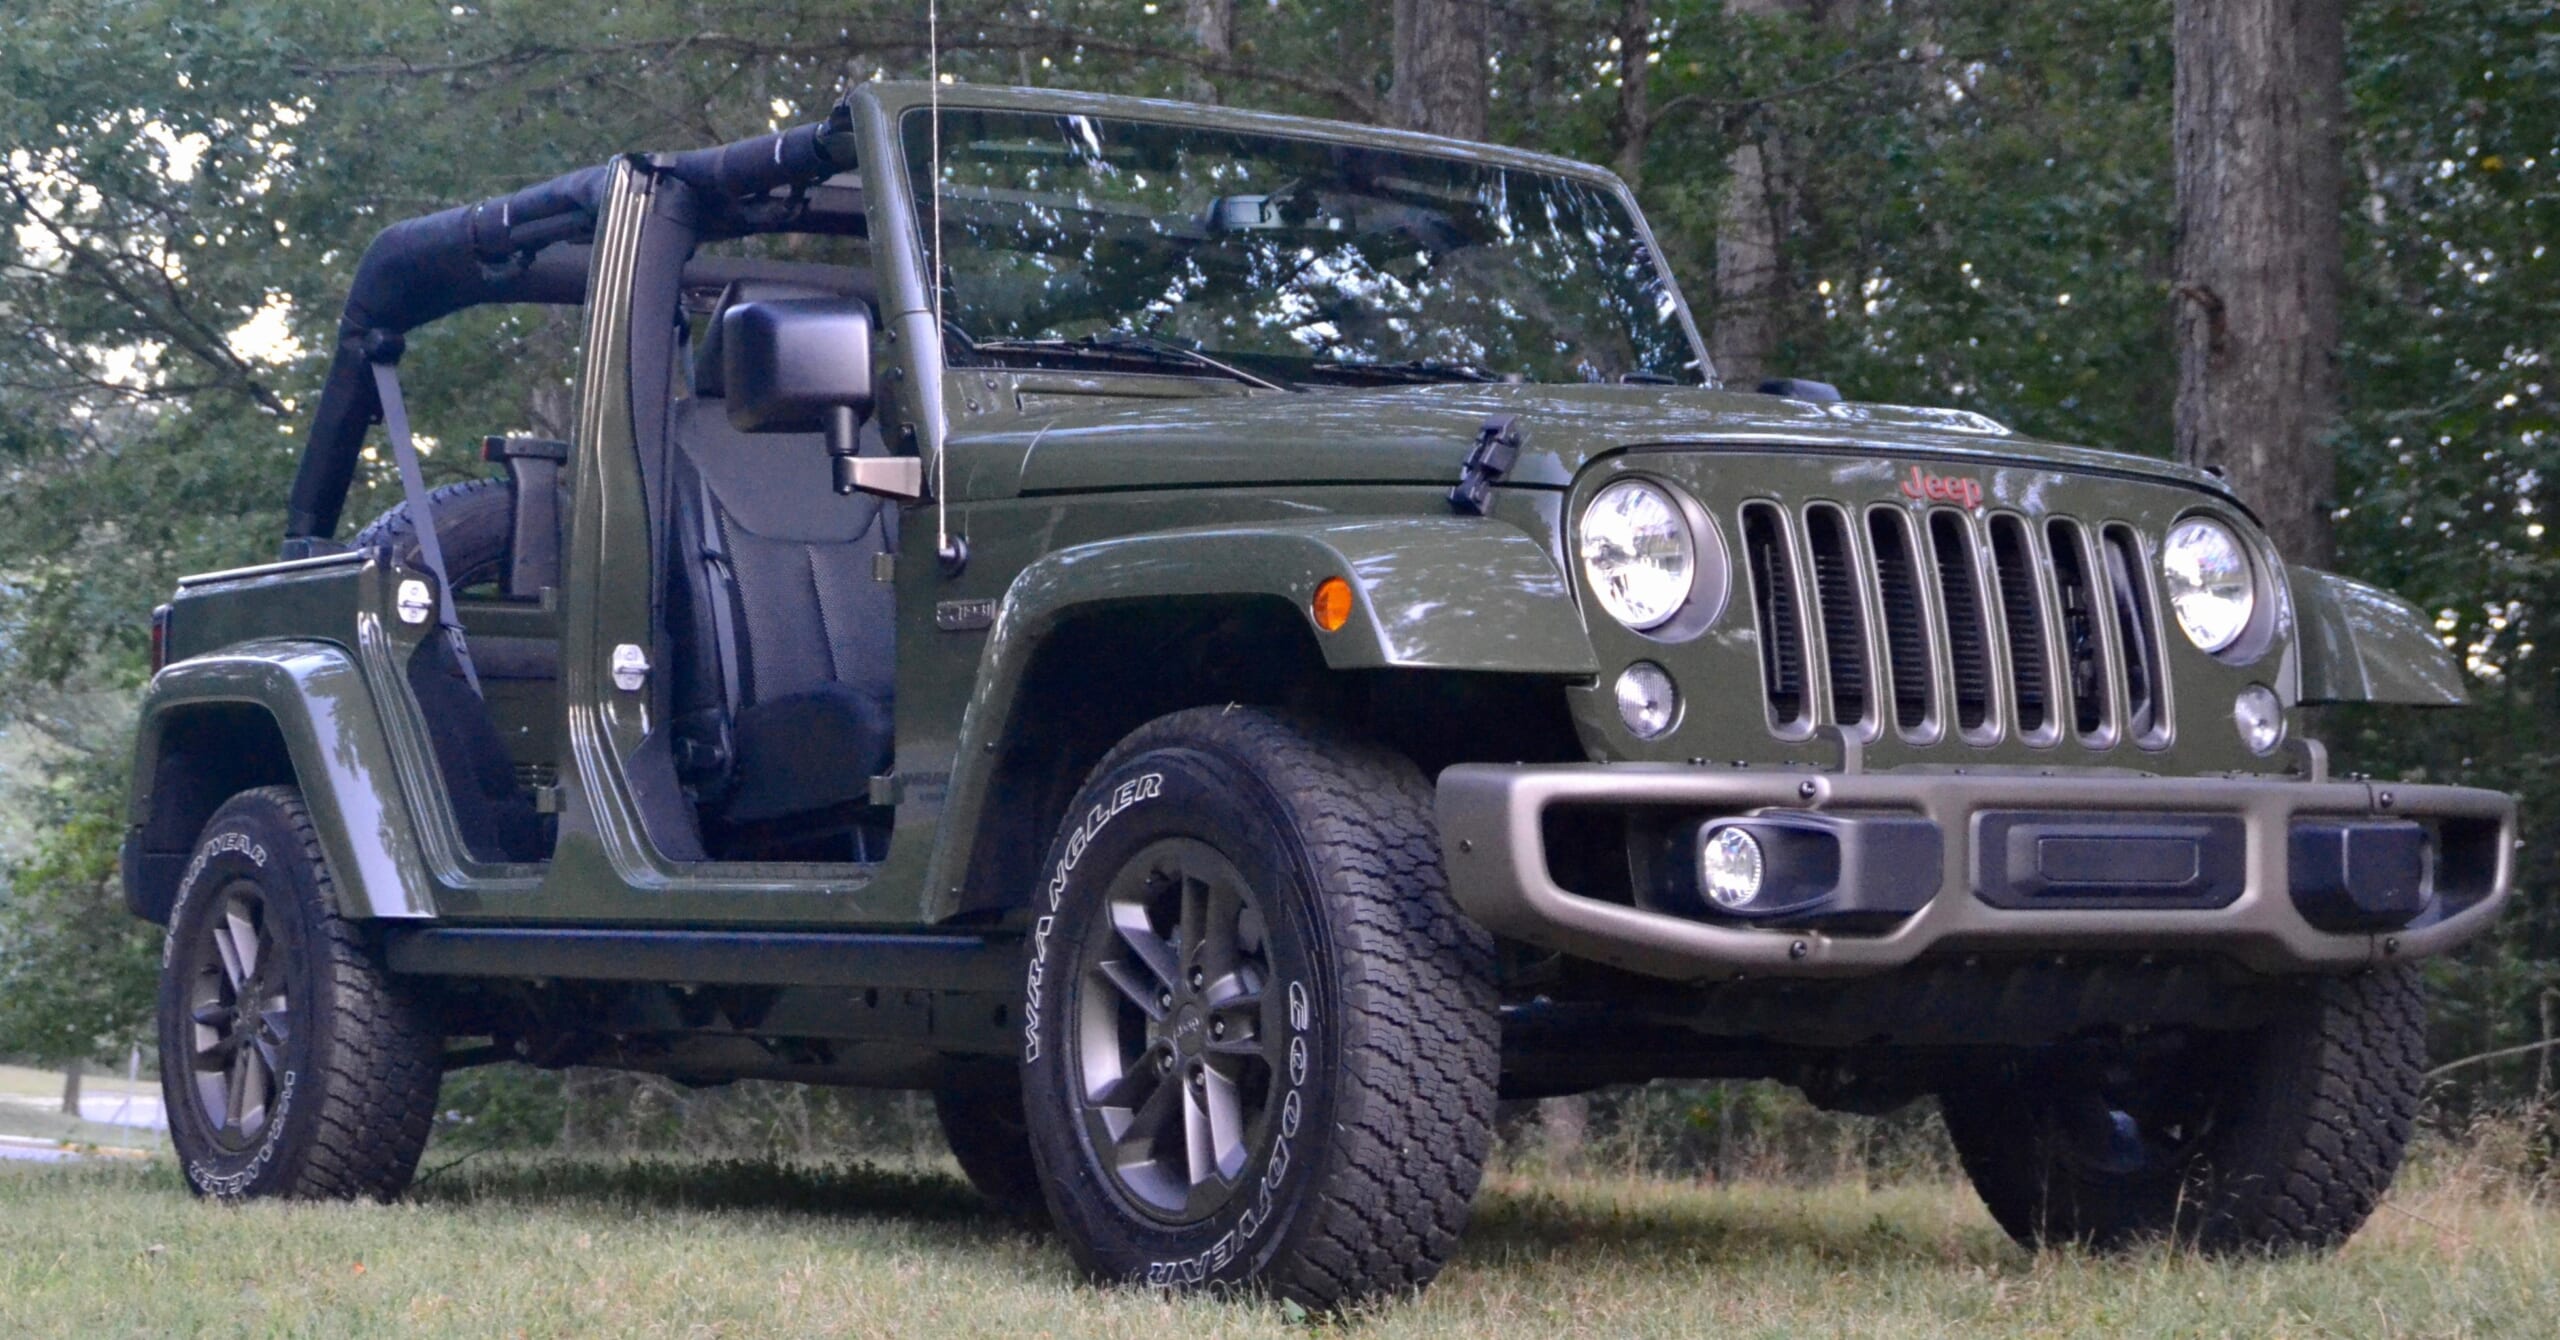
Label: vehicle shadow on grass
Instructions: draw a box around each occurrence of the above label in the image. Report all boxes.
[405,1154,1024,1239]
[1458,1179,2016,1273]
[408,1154,2013,1275]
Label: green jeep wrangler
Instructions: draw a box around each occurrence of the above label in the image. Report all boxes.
[128,83,2515,1307]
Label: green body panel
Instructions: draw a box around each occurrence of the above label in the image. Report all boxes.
[940,380,2242,506]
[2289,567,2468,706]
[132,639,438,920]
[911,506,1593,915]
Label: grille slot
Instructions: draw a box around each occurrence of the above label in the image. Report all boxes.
[2102,524,2170,747]
[1805,505,1872,734]
[1988,514,2054,740]
[1865,508,1934,736]
[1927,511,1996,736]
[2047,519,2111,742]
[1742,503,1811,733]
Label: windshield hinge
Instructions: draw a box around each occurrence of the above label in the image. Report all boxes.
[1448,414,1526,516]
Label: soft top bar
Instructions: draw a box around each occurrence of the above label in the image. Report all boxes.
[283,107,860,548]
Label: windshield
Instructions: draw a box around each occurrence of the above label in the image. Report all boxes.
[903,108,1700,386]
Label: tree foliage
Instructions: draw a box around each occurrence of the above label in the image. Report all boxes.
[0,0,2548,1089]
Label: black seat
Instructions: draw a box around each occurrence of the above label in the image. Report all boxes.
[668,282,898,851]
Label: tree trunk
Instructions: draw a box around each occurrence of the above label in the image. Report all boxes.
[1710,0,1806,388]
[1391,0,1487,139]
[60,1059,81,1118]
[1184,0,1234,105]
[2172,0,2345,569]
[1611,0,1654,189]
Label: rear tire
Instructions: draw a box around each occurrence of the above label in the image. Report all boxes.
[1019,708,1499,1311]
[935,1062,1047,1223]
[1940,966,2425,1254]
[157,787,442,1201]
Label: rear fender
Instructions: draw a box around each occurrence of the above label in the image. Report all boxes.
[922,517,1596,907]
[125,640,436,923]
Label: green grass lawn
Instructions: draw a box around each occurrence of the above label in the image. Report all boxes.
[1,1149,2552,1338]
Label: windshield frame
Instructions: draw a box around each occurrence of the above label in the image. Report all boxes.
[876,83,1714,388]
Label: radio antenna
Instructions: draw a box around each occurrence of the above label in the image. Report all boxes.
[928,0,953,564]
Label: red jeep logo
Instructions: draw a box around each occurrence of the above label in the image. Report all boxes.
[1899,465,1985,510]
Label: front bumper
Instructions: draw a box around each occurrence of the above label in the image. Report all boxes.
[1437,765,2515,981]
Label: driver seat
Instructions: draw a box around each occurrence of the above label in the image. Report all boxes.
[667,281,898,855]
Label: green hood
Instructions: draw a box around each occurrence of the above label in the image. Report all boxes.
[946,383,2239,507]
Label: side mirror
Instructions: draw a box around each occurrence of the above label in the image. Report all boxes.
[721,299,918,498]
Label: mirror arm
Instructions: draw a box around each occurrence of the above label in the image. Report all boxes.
[828,402,920,500]
[827,405,864,494]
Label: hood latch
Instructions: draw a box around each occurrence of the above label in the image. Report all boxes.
[1448,414,1525,516]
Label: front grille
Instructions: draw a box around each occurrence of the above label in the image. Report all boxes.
[1804,505,1872,733]
[1740,500,2175,751]
[1928,510,1996,737]
[1741,504,1811,734]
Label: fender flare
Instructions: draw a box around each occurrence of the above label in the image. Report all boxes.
[920,517,1597,907]
[2288,567,2468,706]
[125,640,438,922]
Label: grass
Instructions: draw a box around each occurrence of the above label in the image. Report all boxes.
[2,1144,2556,1338]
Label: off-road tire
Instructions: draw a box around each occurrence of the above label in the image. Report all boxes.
[1940,966,2425,1254]
[354,477,515,593]
[1019,707,1499,1311]
[935,1062,1048,1223]
[157,786,442,1201]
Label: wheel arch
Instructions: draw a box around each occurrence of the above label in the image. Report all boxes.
[923,519,1596,923]
[125,641,439,924]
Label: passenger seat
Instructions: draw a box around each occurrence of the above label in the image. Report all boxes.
[668,281,898,850]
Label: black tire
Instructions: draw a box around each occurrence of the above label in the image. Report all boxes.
[354,477,515,593]
[1940,966,2425,1254]
[157,786,443,1201]
[935,1062,1048,1223]
[1019,707,1499,1311]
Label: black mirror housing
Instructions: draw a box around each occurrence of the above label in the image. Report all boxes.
[721,298,882,494]
[723,298,874,432]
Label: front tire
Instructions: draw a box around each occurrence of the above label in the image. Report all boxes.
[157,787,442,1201]
[1020,708,1498,1310]
[1940,966,2425,1254]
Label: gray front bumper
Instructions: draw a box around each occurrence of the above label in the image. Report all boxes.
[1436,764,2515,981]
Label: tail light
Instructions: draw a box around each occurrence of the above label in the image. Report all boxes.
[150,604,173,674]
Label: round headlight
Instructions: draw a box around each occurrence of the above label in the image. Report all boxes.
[1580,479,1696,631]
[2161,517,2257,654]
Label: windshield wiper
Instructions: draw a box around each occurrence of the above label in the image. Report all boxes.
[1313,359,1496,385]
[969,333,1293,393]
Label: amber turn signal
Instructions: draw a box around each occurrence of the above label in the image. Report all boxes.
[1311,577,1355,632]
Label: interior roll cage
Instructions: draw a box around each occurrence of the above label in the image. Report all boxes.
[280,104,872,554]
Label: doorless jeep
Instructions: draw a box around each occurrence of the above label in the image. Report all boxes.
[127,83,2514,1307]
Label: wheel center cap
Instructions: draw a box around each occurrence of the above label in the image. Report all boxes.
[1170,1004,1208,1058]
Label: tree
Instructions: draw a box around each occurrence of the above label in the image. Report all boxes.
[1392,0,1488,138]
[2171,0,2348,568]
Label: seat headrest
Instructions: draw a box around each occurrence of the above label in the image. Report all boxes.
[692,279,838,399]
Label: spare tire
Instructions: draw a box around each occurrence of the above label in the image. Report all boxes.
[353,477,516,595]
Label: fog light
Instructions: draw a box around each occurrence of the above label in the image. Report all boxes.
[1700,826,1766,909]
[1616,662,1680,739]
[2234,683,2284,756]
